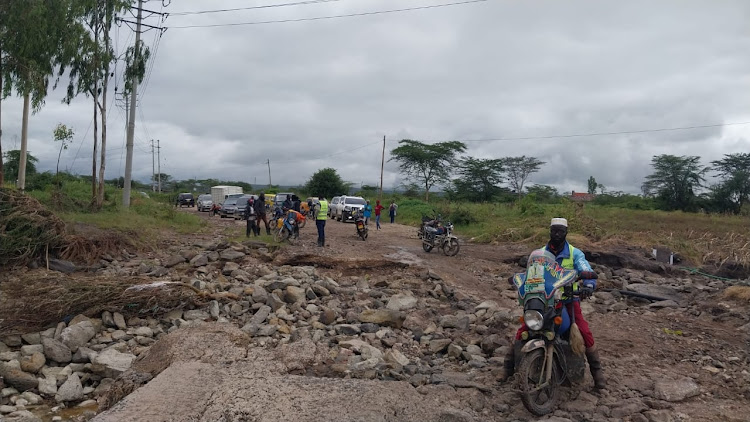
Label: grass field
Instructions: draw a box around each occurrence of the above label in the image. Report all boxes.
[393,198,750,268]
[11,182,750,269]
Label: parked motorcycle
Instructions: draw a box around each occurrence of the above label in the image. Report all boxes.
[509,249,594,415]
[417,214,459,256]
[354,209,368,241]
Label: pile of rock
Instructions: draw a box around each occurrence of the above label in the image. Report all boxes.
[0,311,159,420]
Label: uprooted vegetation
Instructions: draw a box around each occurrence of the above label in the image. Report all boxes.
[0,188,137,267]
[1,187,206,268]
[0,273,236,335]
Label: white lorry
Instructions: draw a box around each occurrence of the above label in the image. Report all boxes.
[211,185,243,206]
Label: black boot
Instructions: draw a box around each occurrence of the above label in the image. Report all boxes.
[586,346,607,389]
[500,341,519,382]
[266,227,271,236]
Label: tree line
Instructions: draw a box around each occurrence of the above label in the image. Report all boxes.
[388,140,750,215]
[0,0,148,208]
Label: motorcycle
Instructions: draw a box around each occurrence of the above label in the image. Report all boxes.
[417,214,459,256]
[354,209,368,241]
[510,249,594,415]
[273,210,299,243]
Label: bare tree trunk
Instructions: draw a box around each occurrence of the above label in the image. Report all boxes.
[92,92,98,203]
[97,6,111,208]
[18,92,30,191]
[97,83,108,207]
[0,44,4,186]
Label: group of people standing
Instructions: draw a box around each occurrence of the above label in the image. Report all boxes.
[362,200,398,229]
[242,194,399,246]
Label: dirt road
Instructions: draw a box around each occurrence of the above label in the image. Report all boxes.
[93,207,750,421]
[5,205,747,422]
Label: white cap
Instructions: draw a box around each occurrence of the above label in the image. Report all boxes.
[550,218,568,227]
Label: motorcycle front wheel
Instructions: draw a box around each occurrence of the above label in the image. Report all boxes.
[274,227,290,243]
[518,348,560,416]
[442,238,460,256]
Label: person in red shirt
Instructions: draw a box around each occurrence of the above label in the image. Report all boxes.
[374,200,385,230]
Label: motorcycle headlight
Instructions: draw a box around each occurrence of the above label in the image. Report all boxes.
[524,310,544,331]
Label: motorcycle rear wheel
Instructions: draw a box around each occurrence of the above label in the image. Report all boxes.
[518,348,560,416]
[422,242,433,253]
[359,230,368,241]
[442,238,460,256]
[298,218,306,229]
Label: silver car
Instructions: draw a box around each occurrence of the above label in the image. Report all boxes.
[337,196,366,222]
[197,194,213,212]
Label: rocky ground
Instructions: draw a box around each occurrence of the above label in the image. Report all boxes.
[1,208,749,422]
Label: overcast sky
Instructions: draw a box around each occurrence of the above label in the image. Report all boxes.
[3,0,749,194]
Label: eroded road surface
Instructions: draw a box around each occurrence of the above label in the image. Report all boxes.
[2,207,748,422]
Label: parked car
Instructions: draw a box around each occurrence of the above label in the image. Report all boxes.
[219,197,239,218]
[176,193,195,207]
[328,196,342,219]
[196,194,213,212]
[235,195,259,220]
[336,196,367,222]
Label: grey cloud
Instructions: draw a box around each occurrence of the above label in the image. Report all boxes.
[2,0,749,192]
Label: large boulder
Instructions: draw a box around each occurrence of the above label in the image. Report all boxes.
[0,364,39,391]
[357,309,405,328]
[61,320,97,352]
[220,249,245,261]
[55,374,84,403]
[42,337,72,363]
[20,353,45,373]
[386,293,418,312]
[92,349,136,378]
[653,377,700,402]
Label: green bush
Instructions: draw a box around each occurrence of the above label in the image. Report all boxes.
[448,206,479,226]
[517,194,545,216]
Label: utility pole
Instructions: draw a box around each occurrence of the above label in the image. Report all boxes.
[150,139,155,191]
[157,139,161,192]
[379,135,386,199]
[122,0,143,208]
[267,159,272,189]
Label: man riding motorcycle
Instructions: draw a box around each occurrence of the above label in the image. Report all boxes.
[502,217,607,390]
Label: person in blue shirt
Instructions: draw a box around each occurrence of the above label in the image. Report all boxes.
[501,217,606,389]
[363,200,373,225]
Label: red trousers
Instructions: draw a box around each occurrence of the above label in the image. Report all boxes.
[515,300,595,348]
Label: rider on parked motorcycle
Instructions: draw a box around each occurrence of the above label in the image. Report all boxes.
[502,217,607,389]
[282,205,304,239]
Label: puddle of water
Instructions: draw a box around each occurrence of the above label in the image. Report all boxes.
[27,403,99,422]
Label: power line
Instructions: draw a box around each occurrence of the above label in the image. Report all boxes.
[168,0,492,29]
[421,121,750,144]
[170,0,345,16]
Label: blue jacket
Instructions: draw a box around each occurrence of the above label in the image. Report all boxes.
[544,241,596,289]
[363,204,373,218]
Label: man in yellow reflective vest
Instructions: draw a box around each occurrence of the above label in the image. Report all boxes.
[502,217,606,389]
[316,197,329,247]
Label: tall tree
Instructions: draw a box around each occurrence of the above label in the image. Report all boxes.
[451,157,505,202]
[304,168,348,200]
[64,0,136,207]
[53,123,74,175]
[501,156,545,198]
[641,154,707,211]
[3,150,38,182]
[710,153,750,214]
[390,139,466,201]
[1,0,80,190]
[587,176,597,194]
